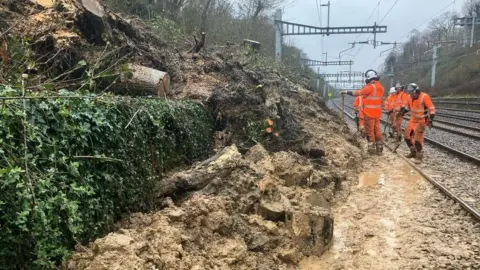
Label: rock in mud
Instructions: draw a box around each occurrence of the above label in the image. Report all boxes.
[272,151,313,187]
[258,194,291,222]
[288,208,333,257]
[300,139,326,158]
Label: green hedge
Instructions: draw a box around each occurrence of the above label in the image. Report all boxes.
[0,87,213,269]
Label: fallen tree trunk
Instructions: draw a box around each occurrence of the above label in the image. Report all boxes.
[115,64,170,97]
[157,145,243,198]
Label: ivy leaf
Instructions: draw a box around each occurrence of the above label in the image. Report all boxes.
[77,60,87,67]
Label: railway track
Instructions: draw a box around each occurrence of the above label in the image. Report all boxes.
[341,102,480,140]
[342,96,480,125]
[331,99,480,165]
[436,107,480,114]
[329,99,480,222]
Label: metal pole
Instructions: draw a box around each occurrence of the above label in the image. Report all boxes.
[471,15,476,48]
[323,83,327,99]
[275,9,282,62]
[373,22,377,49]
[327,1,331,36]
[316,78,320,92]
[349,63,352,83]
[390,64,394,88]
[464,18,468,48]
[431,46,438,88]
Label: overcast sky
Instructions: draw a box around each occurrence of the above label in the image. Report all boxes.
[282,0,466,80]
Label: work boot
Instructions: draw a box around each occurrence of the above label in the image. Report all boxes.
[367,142,376,154]
[414,151,424,164]
[397,134,402,142]
[376,141,384,155]
[405,146,416,158]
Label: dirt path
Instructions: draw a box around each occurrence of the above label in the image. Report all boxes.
[300,151,480,270]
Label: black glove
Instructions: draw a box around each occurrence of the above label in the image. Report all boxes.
[346,91,354,96]
[398,107,408,116]
[427,114,435,127]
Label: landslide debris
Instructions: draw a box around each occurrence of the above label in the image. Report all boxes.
[1,0,364,269]
[68,144,356,269]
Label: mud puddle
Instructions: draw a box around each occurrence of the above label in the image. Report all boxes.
[300,153,426,270]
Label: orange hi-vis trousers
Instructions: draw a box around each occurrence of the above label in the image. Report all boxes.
[404,121,426,146]
[388,113,395,128]
[365,116,383,142]
[395,114,404,134]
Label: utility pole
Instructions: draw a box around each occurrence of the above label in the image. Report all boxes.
[453,16,480,48]
[424,41,456,88]
[471,14,476,48]
[390,64,394,87]
[431,46,437,87]
[320,1,331,35]
[316,67,321,93]
[323,83,327,99]
[323,52,328,62]
[275,9,282,62]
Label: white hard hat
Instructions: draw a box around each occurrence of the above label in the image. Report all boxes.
[389,87,396,95]
[364,69,379,83]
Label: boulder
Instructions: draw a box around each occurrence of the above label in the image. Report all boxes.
[288,208,333,257]
[272,152,313,186]
[257,194,291,222]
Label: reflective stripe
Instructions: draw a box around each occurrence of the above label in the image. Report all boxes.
[364,105,382,108]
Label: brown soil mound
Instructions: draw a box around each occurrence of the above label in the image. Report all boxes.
[2,1,364,268]
[67,143,359,269]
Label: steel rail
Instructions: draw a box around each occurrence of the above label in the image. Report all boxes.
[330,100,480,222]
[435,112,480,123]
[436,107,480,114]
[332,100,480,165]
[433,101,480,106]
[343,103,480,140]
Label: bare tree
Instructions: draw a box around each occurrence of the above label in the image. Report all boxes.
[463,0,480,16]
[428,11,457,42]
[236,0,297,20]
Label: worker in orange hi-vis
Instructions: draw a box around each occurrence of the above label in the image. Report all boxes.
[398,83,436,164]
[384,87,397,138]
[341,69,385,155]
[353,95,365,137]
[393,83,409,141]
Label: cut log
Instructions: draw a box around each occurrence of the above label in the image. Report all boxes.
[243,39,261,52]
[30,0,55,8]
[116,64,170,97]
[76,0,111,45]
[80,0,105,18]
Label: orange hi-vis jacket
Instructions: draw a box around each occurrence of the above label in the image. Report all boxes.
[407,92,436,123]
[384,95,395,111]
[394,91,408,111]
[352,81,384,118]
[353,96,364,114]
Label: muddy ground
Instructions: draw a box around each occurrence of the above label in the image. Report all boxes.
[300,142,480,270]
[67,142,360,270]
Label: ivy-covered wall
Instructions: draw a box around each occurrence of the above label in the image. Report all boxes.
[0,87,213,269]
